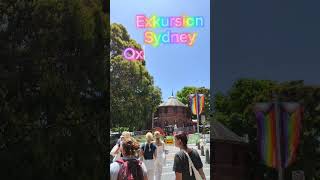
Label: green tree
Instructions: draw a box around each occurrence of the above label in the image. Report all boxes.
[213,79,320,179]
[110,23,161,130]
[0,0,108,179]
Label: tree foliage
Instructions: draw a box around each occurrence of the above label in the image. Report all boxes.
[110,23,161,130]
[0,0,108,179]
[213,79,320,179]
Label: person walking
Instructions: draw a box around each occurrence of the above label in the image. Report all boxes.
[110,131,131,162]
[154,131,166,180]
[110,136,148,180]
[140,132,157,180]
[173,132,206,180]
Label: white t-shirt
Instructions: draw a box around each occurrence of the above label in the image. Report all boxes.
[110,157,147,180]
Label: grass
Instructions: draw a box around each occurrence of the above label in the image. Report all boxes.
[187,133,201,144]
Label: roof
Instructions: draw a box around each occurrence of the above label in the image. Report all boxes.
[211,120,247,143]
[159,96,187,107]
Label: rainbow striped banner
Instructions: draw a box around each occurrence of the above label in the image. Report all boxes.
[281,105,303,168]
[189,94,205,115]
[255,103,303,169]
[256,105,278,168]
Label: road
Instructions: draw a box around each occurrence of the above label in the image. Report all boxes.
[161,144,210,180]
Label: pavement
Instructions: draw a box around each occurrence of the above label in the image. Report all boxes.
[161,143,210,180]
[109,134,211,179]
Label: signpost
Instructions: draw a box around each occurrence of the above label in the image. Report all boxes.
[196,103,200,133]
[292,170,305,180]
[164,136,174,144]
[201,115,206,124]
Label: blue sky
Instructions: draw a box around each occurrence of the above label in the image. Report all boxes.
[111,0,210,101]
[213,0,320,94]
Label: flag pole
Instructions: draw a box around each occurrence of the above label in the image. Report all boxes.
[274,94,284,180]
[196,93,200,133]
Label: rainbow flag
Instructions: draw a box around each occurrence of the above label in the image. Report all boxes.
[189,94,205,115]
[281,106,302,168]
[256,105,278,168]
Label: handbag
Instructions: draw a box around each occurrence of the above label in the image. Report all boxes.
[183,149,202,180]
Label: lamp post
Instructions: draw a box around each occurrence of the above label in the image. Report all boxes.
[273,94,284,180]
[196,92,200,133]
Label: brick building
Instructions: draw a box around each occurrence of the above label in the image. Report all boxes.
[211,120,249,180]
[153,96,193,128]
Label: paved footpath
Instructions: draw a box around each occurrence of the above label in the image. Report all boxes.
[161,144,210,180]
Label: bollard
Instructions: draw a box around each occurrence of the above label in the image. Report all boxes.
[205,149,210,163]
[201,146,204,156]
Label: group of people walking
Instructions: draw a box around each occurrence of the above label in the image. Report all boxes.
[110,131,206,180]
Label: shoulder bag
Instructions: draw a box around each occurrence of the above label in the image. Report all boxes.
[182,149,202,180]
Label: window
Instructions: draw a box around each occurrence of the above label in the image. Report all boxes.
[164,107,168,113]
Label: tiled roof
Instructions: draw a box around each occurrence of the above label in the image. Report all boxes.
[159,96,187,107]
[212,120,246,143]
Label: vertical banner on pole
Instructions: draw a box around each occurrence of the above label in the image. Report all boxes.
[190,94,205,115]
[199,94,205,114]
[281,103,303,168]
[189,93,205,133]
[190,94,197,115]
[255,104,278,168]
[255,102,303,176]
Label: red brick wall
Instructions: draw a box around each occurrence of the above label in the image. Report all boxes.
[156,106,192,128]
[212,141,248,180]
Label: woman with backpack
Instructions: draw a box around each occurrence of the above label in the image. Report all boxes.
[173,132,206,180]
[154,131,165,180]
[110,137,148,180]
[140,132,157,180]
